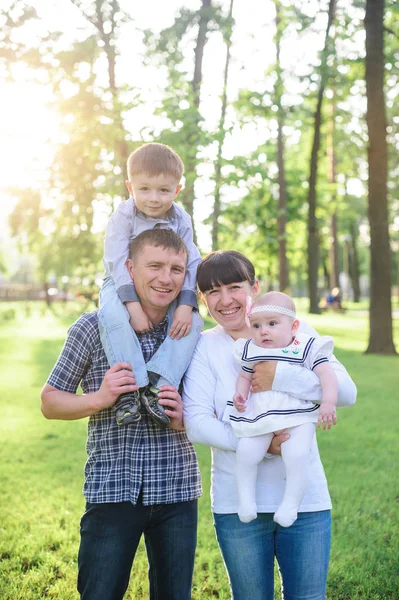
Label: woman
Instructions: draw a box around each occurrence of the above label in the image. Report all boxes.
[183,250,356,600]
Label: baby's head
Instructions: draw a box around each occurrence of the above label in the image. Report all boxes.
[247,291,299,349]
[125,143,184,220]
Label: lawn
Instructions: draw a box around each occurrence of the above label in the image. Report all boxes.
[0,303,398,599]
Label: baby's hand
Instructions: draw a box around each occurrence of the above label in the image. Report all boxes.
[317,401,337,430]
[233,393,247,413]
[169,305,193,340]
[126,301,153,333]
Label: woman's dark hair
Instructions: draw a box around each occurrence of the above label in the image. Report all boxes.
[197,250,256,293]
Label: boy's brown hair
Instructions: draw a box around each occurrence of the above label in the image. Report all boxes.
[127,143,184,181]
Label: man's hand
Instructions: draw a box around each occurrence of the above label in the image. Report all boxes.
[267,430,290,456]
[251,361,278,393]
[126,301,153,333]
[317,401,337,430]
[233,393,247,413]
[157,385,185,431]
[97,362,138,410]
[169,305,193,340]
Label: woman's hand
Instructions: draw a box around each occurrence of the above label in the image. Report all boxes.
[157,385,185,431]
[251,361,277,393]
[267,430,290,456]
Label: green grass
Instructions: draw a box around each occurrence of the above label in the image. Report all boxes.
[0,304,398,599]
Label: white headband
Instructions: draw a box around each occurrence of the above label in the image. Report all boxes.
[245,296,296,327]
[250,305,296,319]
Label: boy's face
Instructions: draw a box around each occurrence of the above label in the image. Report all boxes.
[249,312,299,349]
[126,173,182,220]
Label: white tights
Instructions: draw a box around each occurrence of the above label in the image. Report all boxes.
[235,423,315,527]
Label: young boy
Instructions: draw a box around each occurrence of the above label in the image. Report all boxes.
[100,143,203,428]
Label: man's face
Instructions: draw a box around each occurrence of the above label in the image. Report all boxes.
[127,244,187,316]
[126,173,182,220]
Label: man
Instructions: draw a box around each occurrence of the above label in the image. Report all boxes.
[41,229,202,600]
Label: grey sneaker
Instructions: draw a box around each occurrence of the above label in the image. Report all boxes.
[115,391,141,426]
[140,386,170,428]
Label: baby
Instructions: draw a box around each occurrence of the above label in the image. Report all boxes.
[227,291,337,526]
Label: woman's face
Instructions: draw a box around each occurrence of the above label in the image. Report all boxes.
[202,280,259,332]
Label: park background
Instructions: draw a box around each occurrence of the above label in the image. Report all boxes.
[0,0,398,598]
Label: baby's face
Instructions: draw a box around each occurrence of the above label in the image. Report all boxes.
[128,173,181,220]
[250,312,295,349]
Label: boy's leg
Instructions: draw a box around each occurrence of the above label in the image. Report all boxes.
[98,278,149,425]
[273,423,315,528]
[146,309,203,389]
[144,500,198,600]
[77,501,145,600]
[235,434,274,523]
[141,309,203,427]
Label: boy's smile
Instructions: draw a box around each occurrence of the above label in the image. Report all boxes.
[126,173,182,220]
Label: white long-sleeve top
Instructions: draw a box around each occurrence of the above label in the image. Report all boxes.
[183,321,357,514]
[103,198,202,307]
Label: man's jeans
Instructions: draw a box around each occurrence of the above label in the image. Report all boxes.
[98,277,203,388]
[214,510,331,600]
[78,499,198,600]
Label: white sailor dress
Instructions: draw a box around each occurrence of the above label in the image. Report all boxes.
[224,333,334,437]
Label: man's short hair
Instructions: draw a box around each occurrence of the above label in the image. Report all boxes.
[127,143,184,182]
[129,229,188,264]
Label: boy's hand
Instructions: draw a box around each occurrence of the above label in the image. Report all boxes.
[126,301,153,333]
[233,393,247,413]
[317,401,337,430]
[169,305,193,340]
[157,385,185,431]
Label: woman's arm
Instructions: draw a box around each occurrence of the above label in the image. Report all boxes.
[253,354,356,408]
[183,339,239,452]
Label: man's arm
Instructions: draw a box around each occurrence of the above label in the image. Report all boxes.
[41,362,137,420]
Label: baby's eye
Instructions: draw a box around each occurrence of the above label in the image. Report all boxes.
[269,321,277,327]
[253,323,260,329]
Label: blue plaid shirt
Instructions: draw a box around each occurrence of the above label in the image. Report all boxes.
[47,311,202,505]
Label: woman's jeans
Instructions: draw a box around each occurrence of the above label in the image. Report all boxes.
[98,277,203,388]
[214,510,331,600]
[78,499,198,600]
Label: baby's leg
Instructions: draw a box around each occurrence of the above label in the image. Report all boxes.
[273,423,315,528]
[236,434,274,523]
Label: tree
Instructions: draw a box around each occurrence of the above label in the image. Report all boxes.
[307,0,336,313]
[211,0,234,251]
[364,0,396,354]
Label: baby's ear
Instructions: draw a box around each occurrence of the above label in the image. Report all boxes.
[292,319,300,335]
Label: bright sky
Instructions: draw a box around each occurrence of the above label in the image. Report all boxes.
[0,0,358,257]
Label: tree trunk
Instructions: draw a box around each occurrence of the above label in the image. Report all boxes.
[349,221,361,303]
[275,1,289,292]
[365,0,396,354]
[327,101,339,290]
[307,0,336,314]
[181,0,212,242]
[211,0,234,251]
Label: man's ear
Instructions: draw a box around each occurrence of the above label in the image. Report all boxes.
[292,319,300,335]
[126,257,134,280]
[174,183,183,198]
[125,180,133,196]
